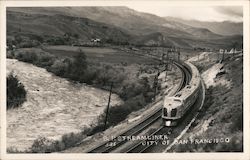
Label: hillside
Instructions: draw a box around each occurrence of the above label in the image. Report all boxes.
[7,7,221,39]
[170,52,243,152]
[7,7,184,36]
[7,7,243,49]
[165,17,243,36]
[7,11,132,44]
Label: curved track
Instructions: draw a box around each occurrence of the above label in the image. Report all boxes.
[123,63,193,153]
[87,61,191,153]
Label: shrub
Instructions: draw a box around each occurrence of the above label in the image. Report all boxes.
[230,105,243,132]
[7,147,26,153]
[19,40,40,48]
[61,132,85,148]
[107,94,147,126]
[7,51,15,59]
[16,51,38,63]
[30,137,56,153]
[7,73,27,109]
[48,58,71,77]
[66,52,88,82]
[36,52,55,65]
[215,134,243,152]
[81,68,98,85]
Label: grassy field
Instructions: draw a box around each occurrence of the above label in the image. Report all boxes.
[42,45,159,64]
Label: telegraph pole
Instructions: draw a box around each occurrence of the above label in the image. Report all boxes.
[222,49,225,62]
[177,48,180,61]
[217,51,220,61]
[165,62,169,80]
[104,82,113,131]
[153,73,158,100]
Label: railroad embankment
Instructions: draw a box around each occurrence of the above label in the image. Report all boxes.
[62,64,182,153]
[171,52,243,152]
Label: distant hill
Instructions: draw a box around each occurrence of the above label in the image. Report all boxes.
[7,11,132,44]
[165,17,243,36]
[7,7,190,37]
[7,7,243,49]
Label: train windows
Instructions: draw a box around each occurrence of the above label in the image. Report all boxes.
[175,93,181,97]
[163,108,168,116]
[171,108,177,117]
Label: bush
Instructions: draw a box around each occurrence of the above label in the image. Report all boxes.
[19,40,40,48]
[16,51,38,63]
[48,58,71,77]
[81,68,98,85]
[119,78,151,100]
[7,147,26,153]
[61,132,84,148]
[215,134,243,152]
[7,51,15,59]
[30,137,56,153]
[7,73,27,109]
[64,52,88,82]
[230,105,243,132]
[107,94,147,126]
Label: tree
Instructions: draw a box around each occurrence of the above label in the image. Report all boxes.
[69,50,88,82]
[7,73,27,109]
[14,35,22,44]
[73,33,79,39]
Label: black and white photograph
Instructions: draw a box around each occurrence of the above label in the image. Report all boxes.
[0,0,249,160]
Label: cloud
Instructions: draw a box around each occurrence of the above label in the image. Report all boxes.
[127,5,243,22]
[214,6,243,18]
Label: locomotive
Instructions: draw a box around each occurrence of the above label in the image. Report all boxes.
[162,61,201,126]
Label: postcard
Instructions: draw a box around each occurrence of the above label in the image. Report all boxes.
[0,0,249,160]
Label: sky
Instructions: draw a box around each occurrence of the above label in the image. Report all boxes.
[127,5,243,22]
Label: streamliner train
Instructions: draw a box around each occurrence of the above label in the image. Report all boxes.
[162,61,201,126]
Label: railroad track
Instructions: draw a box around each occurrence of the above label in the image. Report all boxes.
[125,126,165,153]
[123,63,192,153]
[124,62,205,153]
[87,61,191,153]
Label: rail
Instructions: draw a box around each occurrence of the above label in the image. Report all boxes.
[124,61,204,153]
[86,60,191,153]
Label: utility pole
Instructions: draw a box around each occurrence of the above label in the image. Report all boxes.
[167,49,169,61]
[104,82,113,131]
[217,51,220,61]
[177,48,180,61]
[153,74,158,100]
[165,63,169,81]
[222,50,225,62]
[161,53,164,62]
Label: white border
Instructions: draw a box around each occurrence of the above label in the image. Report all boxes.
[0,1,249,160]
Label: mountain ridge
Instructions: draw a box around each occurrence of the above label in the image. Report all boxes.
[164,16,243,36]
[7,7,243,49]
